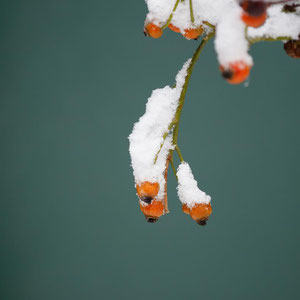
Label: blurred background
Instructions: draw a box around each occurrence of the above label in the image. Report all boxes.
[1,1,299,299]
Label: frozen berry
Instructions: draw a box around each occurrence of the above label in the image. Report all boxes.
[284,39,300,58]
[189,203,212,225]
[136,181,160,203]
[183,26,204,40]
[182,203,191,215]
[220,61,251,84]
[168,23,181,33]
[240,1,267,27]
[140,200,164,222]
[144,23,163,39]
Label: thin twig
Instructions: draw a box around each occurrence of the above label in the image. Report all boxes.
[189,0,195,24]
[172,32,214,161]
[203,21,215,29]
[163,153,171,214]
[248,35,292,45]
[170,155,178,181]
[162,0,181,29]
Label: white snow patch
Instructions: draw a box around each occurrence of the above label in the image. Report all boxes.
[129,59,191,200]
[145,0,300,67]
[177,162,211,208]
[248,4,300,40]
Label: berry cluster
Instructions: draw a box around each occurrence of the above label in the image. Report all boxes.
[129,0,299,226]
[144,0,300,84]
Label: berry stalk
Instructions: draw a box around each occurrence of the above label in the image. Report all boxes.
[161,0,181,30]
[172,32,215,161]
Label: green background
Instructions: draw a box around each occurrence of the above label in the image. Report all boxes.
[1,1,299,299]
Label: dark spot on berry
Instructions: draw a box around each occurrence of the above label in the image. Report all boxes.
[197,219,207,226]
[144,30,147,36]
[242,1,266,17]
[146,217,158,223]
[140,196,153,204]
[222,69,233,80]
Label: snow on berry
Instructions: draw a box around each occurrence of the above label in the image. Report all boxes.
[176,162,211,209]
[129,59,191,201]
[248,3,300,41]
[145,0,300,68]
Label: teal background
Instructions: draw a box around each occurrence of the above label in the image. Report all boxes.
[1,1,299,299]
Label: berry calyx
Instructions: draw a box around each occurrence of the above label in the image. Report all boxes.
[284,39,300,58]
[183,26,204,40]
[140,200,164,223]
[240,1,267,28]
[220,61,251,85]
[182,203,191,215]
[168,23,181,33]
[144,23,163,39]
[189,203,212,226]
[136,181,160,204]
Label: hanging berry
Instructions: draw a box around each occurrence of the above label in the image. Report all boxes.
[168,23,181,33]
[140,200,164,223]
[220,61,251,84]
[144,23,163,39]
[189,203,212,226]
[183,26,204,40]
[136,181,160,204]
[181,203,191,215]
[240,0,267,28]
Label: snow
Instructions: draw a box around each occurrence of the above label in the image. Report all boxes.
[145,0,300,66]
[130,0,300,205]
[248,4,300,40]
[177,162,211,208]
[129,59,191,201]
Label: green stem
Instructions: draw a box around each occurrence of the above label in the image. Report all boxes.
[162,0,181,29]
[170,155,178,180]
[203,21,215,29]
[172,32,214,161]
[153,32,214,165]
[175,146,184,162]
[189,0,195,24]
[248,35,292,45]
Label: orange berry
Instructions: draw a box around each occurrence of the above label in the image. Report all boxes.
[240,1,267,28]
[144,23,163,39]
[189,203,212,226]
[220,61,251,85]
[136,181,160,204]
[182,204,191,215]
[168,23,181,33]
[140,200,164,223]
[183,26,204,40]
[241,11,267,28]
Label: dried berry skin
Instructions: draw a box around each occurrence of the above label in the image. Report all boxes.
[140,196,153,204]
[282,4,299,13]
[284,40,300,58]
[146,217,158,223]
